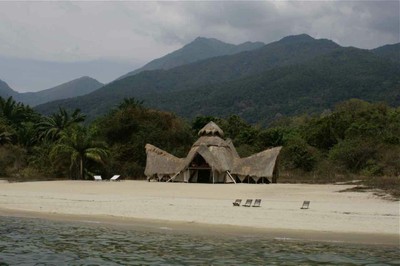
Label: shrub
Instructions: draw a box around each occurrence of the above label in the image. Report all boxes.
[329,138,377,172]
[281,137,319,171]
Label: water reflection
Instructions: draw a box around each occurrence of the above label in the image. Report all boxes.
[0,216,398,265]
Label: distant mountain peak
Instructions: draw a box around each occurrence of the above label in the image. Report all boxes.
[70,76,99,83]
[77,76,92,80]
[186,37,232,48]
[0,76,104,107]
[0,79,19,98]
[117,36,265,80]
[192,36,225,42]
[193,36,218,42]
[279,34,315,43]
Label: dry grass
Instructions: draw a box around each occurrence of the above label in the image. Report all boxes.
[363,176,400,199]
[278,170,400,200]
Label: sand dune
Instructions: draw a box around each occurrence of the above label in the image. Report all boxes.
[0,181,398,244]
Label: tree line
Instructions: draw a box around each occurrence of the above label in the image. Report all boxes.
[1,96,399,196]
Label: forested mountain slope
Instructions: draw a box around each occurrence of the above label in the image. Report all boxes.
[143,48,400,124]
[35,35,400,125]
[371,43,400,63]
[0,79,18,99]
[36,35,341,116]
[0,77,103,107]
[118,37,265,79]
[19,76,103,106]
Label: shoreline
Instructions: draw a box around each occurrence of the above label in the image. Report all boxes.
[1,208,398,246]
[0,181,398,246]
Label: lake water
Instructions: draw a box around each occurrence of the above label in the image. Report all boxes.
[0,216,399,265]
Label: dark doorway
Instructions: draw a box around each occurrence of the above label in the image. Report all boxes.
[189,153,212,183]
[197,169,211,183]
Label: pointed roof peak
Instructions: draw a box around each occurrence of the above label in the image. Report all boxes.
[198,121,224,137]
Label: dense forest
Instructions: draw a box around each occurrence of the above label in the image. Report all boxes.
[35,40,400,126]
[1,96,399,197]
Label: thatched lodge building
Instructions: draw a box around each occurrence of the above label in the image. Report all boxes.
[145,122,282,183]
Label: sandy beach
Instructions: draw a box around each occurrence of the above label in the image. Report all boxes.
[0,180,398,245]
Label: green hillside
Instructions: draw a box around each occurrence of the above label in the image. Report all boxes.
[36,34,342,117]
[35,35,399,126]
[118,37,265,79]
[0,79,18,99]
[0,77,103,107]
[19,76,103,106]
[145,48,400,124]
[371,43,400,63]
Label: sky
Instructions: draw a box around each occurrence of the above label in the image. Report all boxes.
[0,1,399,92]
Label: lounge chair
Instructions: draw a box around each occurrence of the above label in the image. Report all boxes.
[94,175,102,181]
[252,199,261,207]
[110,175,120,181]
[301,201,310,209]
[243,199,253,207]
[232,199,242,206]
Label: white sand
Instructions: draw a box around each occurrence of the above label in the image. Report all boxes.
[0,181,398,243]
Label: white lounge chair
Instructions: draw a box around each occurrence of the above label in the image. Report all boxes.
[232,199,242,206]
[243,199,253,207]
[252,199,261,207]
[94,175,102,181]
[110,175,120,181]
[301,200,310,209]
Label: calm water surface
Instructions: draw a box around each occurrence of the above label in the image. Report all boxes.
[0,216,399,265]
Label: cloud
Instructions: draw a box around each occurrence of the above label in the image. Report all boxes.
[0,1,398,64]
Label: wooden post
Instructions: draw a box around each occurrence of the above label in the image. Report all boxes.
[226,171,236,184]
[167,171,180,182]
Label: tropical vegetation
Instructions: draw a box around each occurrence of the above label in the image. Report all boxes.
[1,96,399,197]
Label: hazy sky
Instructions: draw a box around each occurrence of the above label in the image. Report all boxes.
[0,1,398,91]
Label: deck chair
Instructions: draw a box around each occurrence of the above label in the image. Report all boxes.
[110,175,120,181]
[93,175,102,181]
[252,199,261,207]
[243,199,253,207]
[301,201,310,209]
[232,199,242,206]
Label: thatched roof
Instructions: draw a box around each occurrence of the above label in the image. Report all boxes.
[225,138,239,158]
[193,135,229,147]
[144,144,184,177]
[232,147,282,178]
[144,122,282,182]
[183,144,235,173]
[198,121,224,137]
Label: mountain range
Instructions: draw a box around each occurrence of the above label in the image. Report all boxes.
[371,43,400,63]
[0,56,135,92]
[0,76,103,106]
[35,34,400,124]
[1,36,264,107]
[117,37,265,79]
[1,34,398,125]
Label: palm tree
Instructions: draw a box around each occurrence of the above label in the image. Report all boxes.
[37,108,86,141]
[0,117,15,145]
[0,96,19,120]
[50,125,109,179]
[118,97,144,110]
[0,131,12,145]
[0,96,37,126]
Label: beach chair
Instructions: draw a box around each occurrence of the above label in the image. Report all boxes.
[94,175,102,181]
[252,199,261,207]
[110,175,120,181]
[301,201,310,209]
[243,199,253,207]
[232,199,242,206]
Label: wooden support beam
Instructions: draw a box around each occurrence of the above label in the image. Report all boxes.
[166,171,180,182]
[226,171,236,184]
